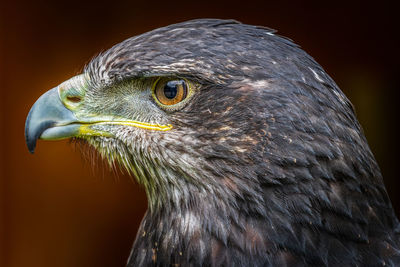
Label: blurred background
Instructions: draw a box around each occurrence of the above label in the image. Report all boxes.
[1,1,399,266]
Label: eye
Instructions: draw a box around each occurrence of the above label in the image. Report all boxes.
[154,79,188,106]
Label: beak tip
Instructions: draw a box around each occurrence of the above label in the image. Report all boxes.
[25,109,37,154]
[27,141,36,154]
[25,128,37,154]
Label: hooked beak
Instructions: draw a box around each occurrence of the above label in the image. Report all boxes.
[25,87,80,153]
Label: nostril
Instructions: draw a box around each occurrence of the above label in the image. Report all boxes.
[67,96,81,103]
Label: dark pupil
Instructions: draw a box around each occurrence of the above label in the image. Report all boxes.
[164,80,181,99]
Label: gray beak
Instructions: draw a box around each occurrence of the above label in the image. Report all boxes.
[25,87,78,153]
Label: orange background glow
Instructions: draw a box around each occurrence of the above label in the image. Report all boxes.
[1,1,399,266]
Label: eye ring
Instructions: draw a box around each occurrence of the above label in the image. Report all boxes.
[152,78,190,108]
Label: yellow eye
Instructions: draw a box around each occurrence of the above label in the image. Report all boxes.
[154,79,188,106]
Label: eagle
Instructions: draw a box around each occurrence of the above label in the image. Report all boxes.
[25,19,400,266]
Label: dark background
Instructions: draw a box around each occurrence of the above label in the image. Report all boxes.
[1,1,399,266]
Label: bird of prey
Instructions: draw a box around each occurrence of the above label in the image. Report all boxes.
[25,19,400,266]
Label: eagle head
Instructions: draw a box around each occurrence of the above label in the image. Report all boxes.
[25,19,400,266]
